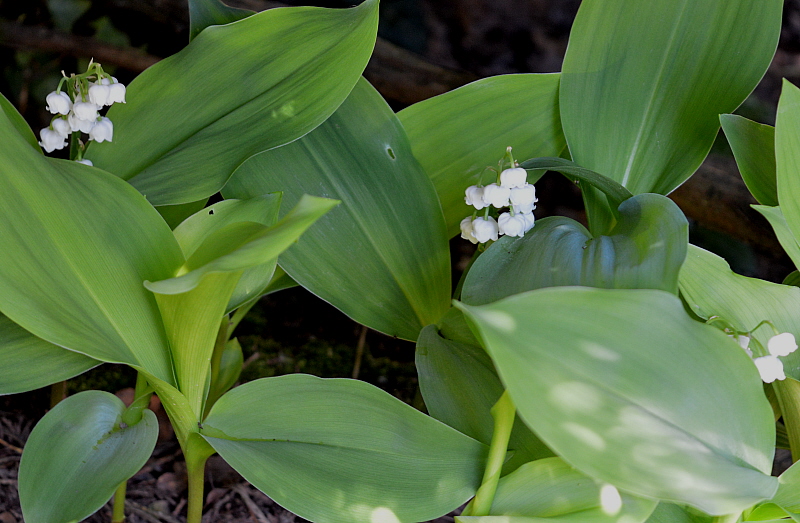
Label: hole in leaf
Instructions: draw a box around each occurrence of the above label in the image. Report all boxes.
[209,209,215,215]
[386,147,396,160]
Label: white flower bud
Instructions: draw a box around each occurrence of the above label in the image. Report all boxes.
[498,212,527,237]
[500,167,527,188]
[768,332,798,357]
[472,216,499,243]
[51,117,71,139]
[89,117,113,143]
[465,186,487,210]
[107,81,126,104]
[88,83,111,106]
[76,159,93,166]
[72,101,99,121]
[482,183,511,208]
[460,217,478,244]
[45,91,72,115]
[68,112,96,134]
[754,355,786,383]
[38,127,67,153]
[510,184,537,214]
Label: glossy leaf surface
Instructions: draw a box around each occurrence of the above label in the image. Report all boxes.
[224,79,450,341]
[720,114,777,206]
[203,374,487,523]
[18,391,158,523]
[0,314,99,395]
[0,110,183,383]
[86,0,379,205]
[458,287,777,514]
[462,194,688,305]
[398,73,565,237]
[561,0,781,195]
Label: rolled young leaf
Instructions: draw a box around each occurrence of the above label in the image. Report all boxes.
[720,114,777,207]
[560,0,781,196]
[397,73,566,237]
[85,0,379,206]
[457,287,778,515]
[18,391,158,523]
[202,374,487,523]
[224,78,451,341]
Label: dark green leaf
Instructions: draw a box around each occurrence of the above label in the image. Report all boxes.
[189,0,253,40]
[720,114,777,206]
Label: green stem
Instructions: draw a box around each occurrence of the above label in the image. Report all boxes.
[111,481,127,523]
[184,434,215,523]
[462,390,516,517]
[49,380,67,408]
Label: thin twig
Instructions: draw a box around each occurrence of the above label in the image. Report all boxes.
[233,484,271,523]
[126,500,183,523]
[0,478,17,485]
[352,325,368,379]
[0,437,22,454]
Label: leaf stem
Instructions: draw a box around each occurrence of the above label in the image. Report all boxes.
[184,434,215,523]
[462,390,515,517]
[111,480,127,523]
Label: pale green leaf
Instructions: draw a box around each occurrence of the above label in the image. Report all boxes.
[202,374,487,523]
[457,287,777,515]
[85,0,379,205]
[397,73,565,237]
[18,391,158,523]
[224,79,450,341]
[0,313,99,395]
[644,504,714,523]
[561,0,781,195]
[720,114,777,206]
[776,80,800,244]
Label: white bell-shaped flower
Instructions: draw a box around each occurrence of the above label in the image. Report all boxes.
[88,83,111,107]
[68,112,96,133]
[482,183,511,208]
[89,117,113,143]
[45,91,72,115]
[472,216,499,243]
[465,186,487,210]
[38,127,67,153]
[72,101,99,121]
[460,217,478,244]
[51,117,71,139]
[500,167,527,188]
[768,332,798,357]
[498,212,527,237]
[107,80,126,104]
[76,159,93,166]
[754,355,786,383]
[519,211,535,232]
[511,184,537,214]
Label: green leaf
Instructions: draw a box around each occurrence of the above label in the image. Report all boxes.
[156,198,209,230]
[145,195,337,295]
[462,194,688,305]
[644,504,714,523]
[18,391,158,523]
[679,244,800,381]
[172,195,282,311]
[189,0,253,40]
[785,271,800,288]
[0,113,183,384]
[776,80,800,244]
[768,460,800,520]
[0,313,99,395]
[224,79,451,341]
[85,0,379,205]
[457,457,656,523]
[202,374,487,523]
[205,337,243,413]
[560,0,781,195]
[720,114,777,206]
[457,287,778,515]
[416,323,554,475]
[397,73,566,237]
[0,91,39,151]
[753,205,800,271]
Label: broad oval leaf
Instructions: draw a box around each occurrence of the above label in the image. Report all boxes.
[461,193,688,305]
[0,109,183,384]
[560,0,781,195]
[457,287,777,515]
[397,73,566,237]
[18,391,158,523]
[224,78,451,341]
[720,114,777,206]
[457,457,656,523]
[86,0,379,205]
[202,374,487,523]
[417,320,553,475]
[0,313,99,395]
[776,80,800,244]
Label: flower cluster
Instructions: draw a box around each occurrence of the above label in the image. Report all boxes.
[38,61,125,159]
[460,149,538,244]
[733,331,798,383]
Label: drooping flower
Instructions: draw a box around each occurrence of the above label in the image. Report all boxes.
[72,101,99,121]
[107,79,126,104]
[45,91,72,115]
[498,212,527,237]
[68,112,96,134]
[472,216,499,243]
[511,184,537,214]
[500,167,527,188]
[38,127,67,153]
[754,355,786,383]
[89,117,113,143]
[465,186,487,210]
[51,117,71,139]
[519,211,535,232]
[460,217,478,244]
[87,83,111,107]
[768,332,798,357]
[482,183,511,208]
